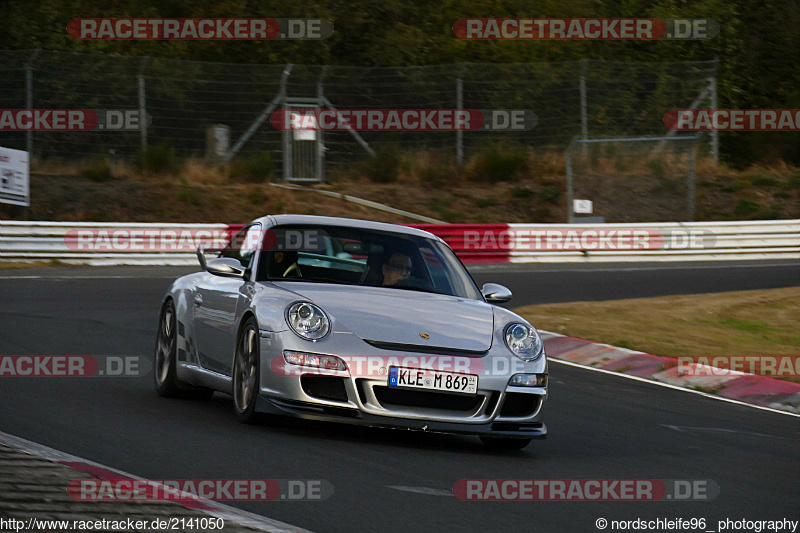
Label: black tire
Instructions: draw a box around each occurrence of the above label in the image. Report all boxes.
[479,436,533,450]
[233,317,261,423]
[154,299,214,400]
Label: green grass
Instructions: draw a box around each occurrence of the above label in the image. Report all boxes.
[734,199,759,215]
[474,198,497,208]
[81,159,113,182]
[510,186,535,199]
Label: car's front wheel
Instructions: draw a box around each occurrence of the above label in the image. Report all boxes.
[233,317,260,423]
[479,436,532,450]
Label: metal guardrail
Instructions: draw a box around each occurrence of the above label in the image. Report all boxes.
[0,222,231,265]
[1,220,798,266]
[412,220,800,263]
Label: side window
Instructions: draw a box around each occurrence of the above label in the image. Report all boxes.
[222,224,262,269]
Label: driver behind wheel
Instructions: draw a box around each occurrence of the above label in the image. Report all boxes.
[381,252,412,286]
[268,250,301,279]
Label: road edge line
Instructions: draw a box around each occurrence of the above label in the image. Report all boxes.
[0,429,315,533]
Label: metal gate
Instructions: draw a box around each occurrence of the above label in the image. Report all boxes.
[283,99,324,182]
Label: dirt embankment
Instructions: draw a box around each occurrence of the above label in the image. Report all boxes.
[1,158,798,224]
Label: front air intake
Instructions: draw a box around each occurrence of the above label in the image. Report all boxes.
[300,375,348,402]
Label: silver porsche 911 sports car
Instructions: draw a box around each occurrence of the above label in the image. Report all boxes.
[154,215,548,449]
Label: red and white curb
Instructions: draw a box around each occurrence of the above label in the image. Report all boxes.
[541,331,800,416]
[0,430,313,533]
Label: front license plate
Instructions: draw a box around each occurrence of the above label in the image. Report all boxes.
[388,367,478,395]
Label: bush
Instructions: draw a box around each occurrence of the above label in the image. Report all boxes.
[177,178,200,205]
[721,179,748,193]
[474,198,497,208]
[759,209,783,219]
[510,186,535,199]
[541,185,561,204]
[527,150,564,176]
[428,201,458,222]
[734,199,759,215]
[416,159,453,188]
[81,159,113,182]
[359,147,400,183]
[138,143,177,174]
[230,153,273,182]
[465,144,529,182]
[646,159,666,179]
[751,174,778,186]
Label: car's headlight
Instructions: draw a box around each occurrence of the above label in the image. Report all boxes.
[504,323,543,361]
[286,302,330,341]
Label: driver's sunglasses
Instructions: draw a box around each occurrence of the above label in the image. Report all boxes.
[388,263,412,274]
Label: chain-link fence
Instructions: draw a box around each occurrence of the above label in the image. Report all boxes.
[567,136,702,223]
[0,49,718,177]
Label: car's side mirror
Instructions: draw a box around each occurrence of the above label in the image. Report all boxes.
[481,283,512,303]
[204,257,246,279]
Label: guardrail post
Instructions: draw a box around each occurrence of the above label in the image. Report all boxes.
[316,66,329,183]
[25,49,41,157]
[566,138,577,223]
[138,57,150,155]
[456,63,466,167]
[688,141,696,221]
[709,65,719,165]
[579,59,588,157]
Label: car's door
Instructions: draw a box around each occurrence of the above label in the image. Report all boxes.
[193,223,262,375]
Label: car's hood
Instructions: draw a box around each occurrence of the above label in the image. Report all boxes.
[272,282,493,353]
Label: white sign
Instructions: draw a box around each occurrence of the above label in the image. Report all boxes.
[573,199,593,214]
[291,112,317,141]
[0,147,29,207]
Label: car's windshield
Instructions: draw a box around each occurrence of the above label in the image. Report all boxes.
[253,224,482,300]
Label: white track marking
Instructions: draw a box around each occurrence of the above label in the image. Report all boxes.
[0,430,314,533]
[386,486,454,496]
[549,358,800,418]
[661,425,797,440]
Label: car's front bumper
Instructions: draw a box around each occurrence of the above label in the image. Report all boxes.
[257,330,548,439]
[255,394,547,439]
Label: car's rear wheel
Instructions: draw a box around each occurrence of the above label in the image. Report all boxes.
[233,317,260,423]
[154,299,213,400]
[479,436,532,450]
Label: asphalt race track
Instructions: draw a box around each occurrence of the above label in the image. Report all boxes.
[0,261,798,532]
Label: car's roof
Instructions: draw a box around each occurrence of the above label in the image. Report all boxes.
[256,214,442,241]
